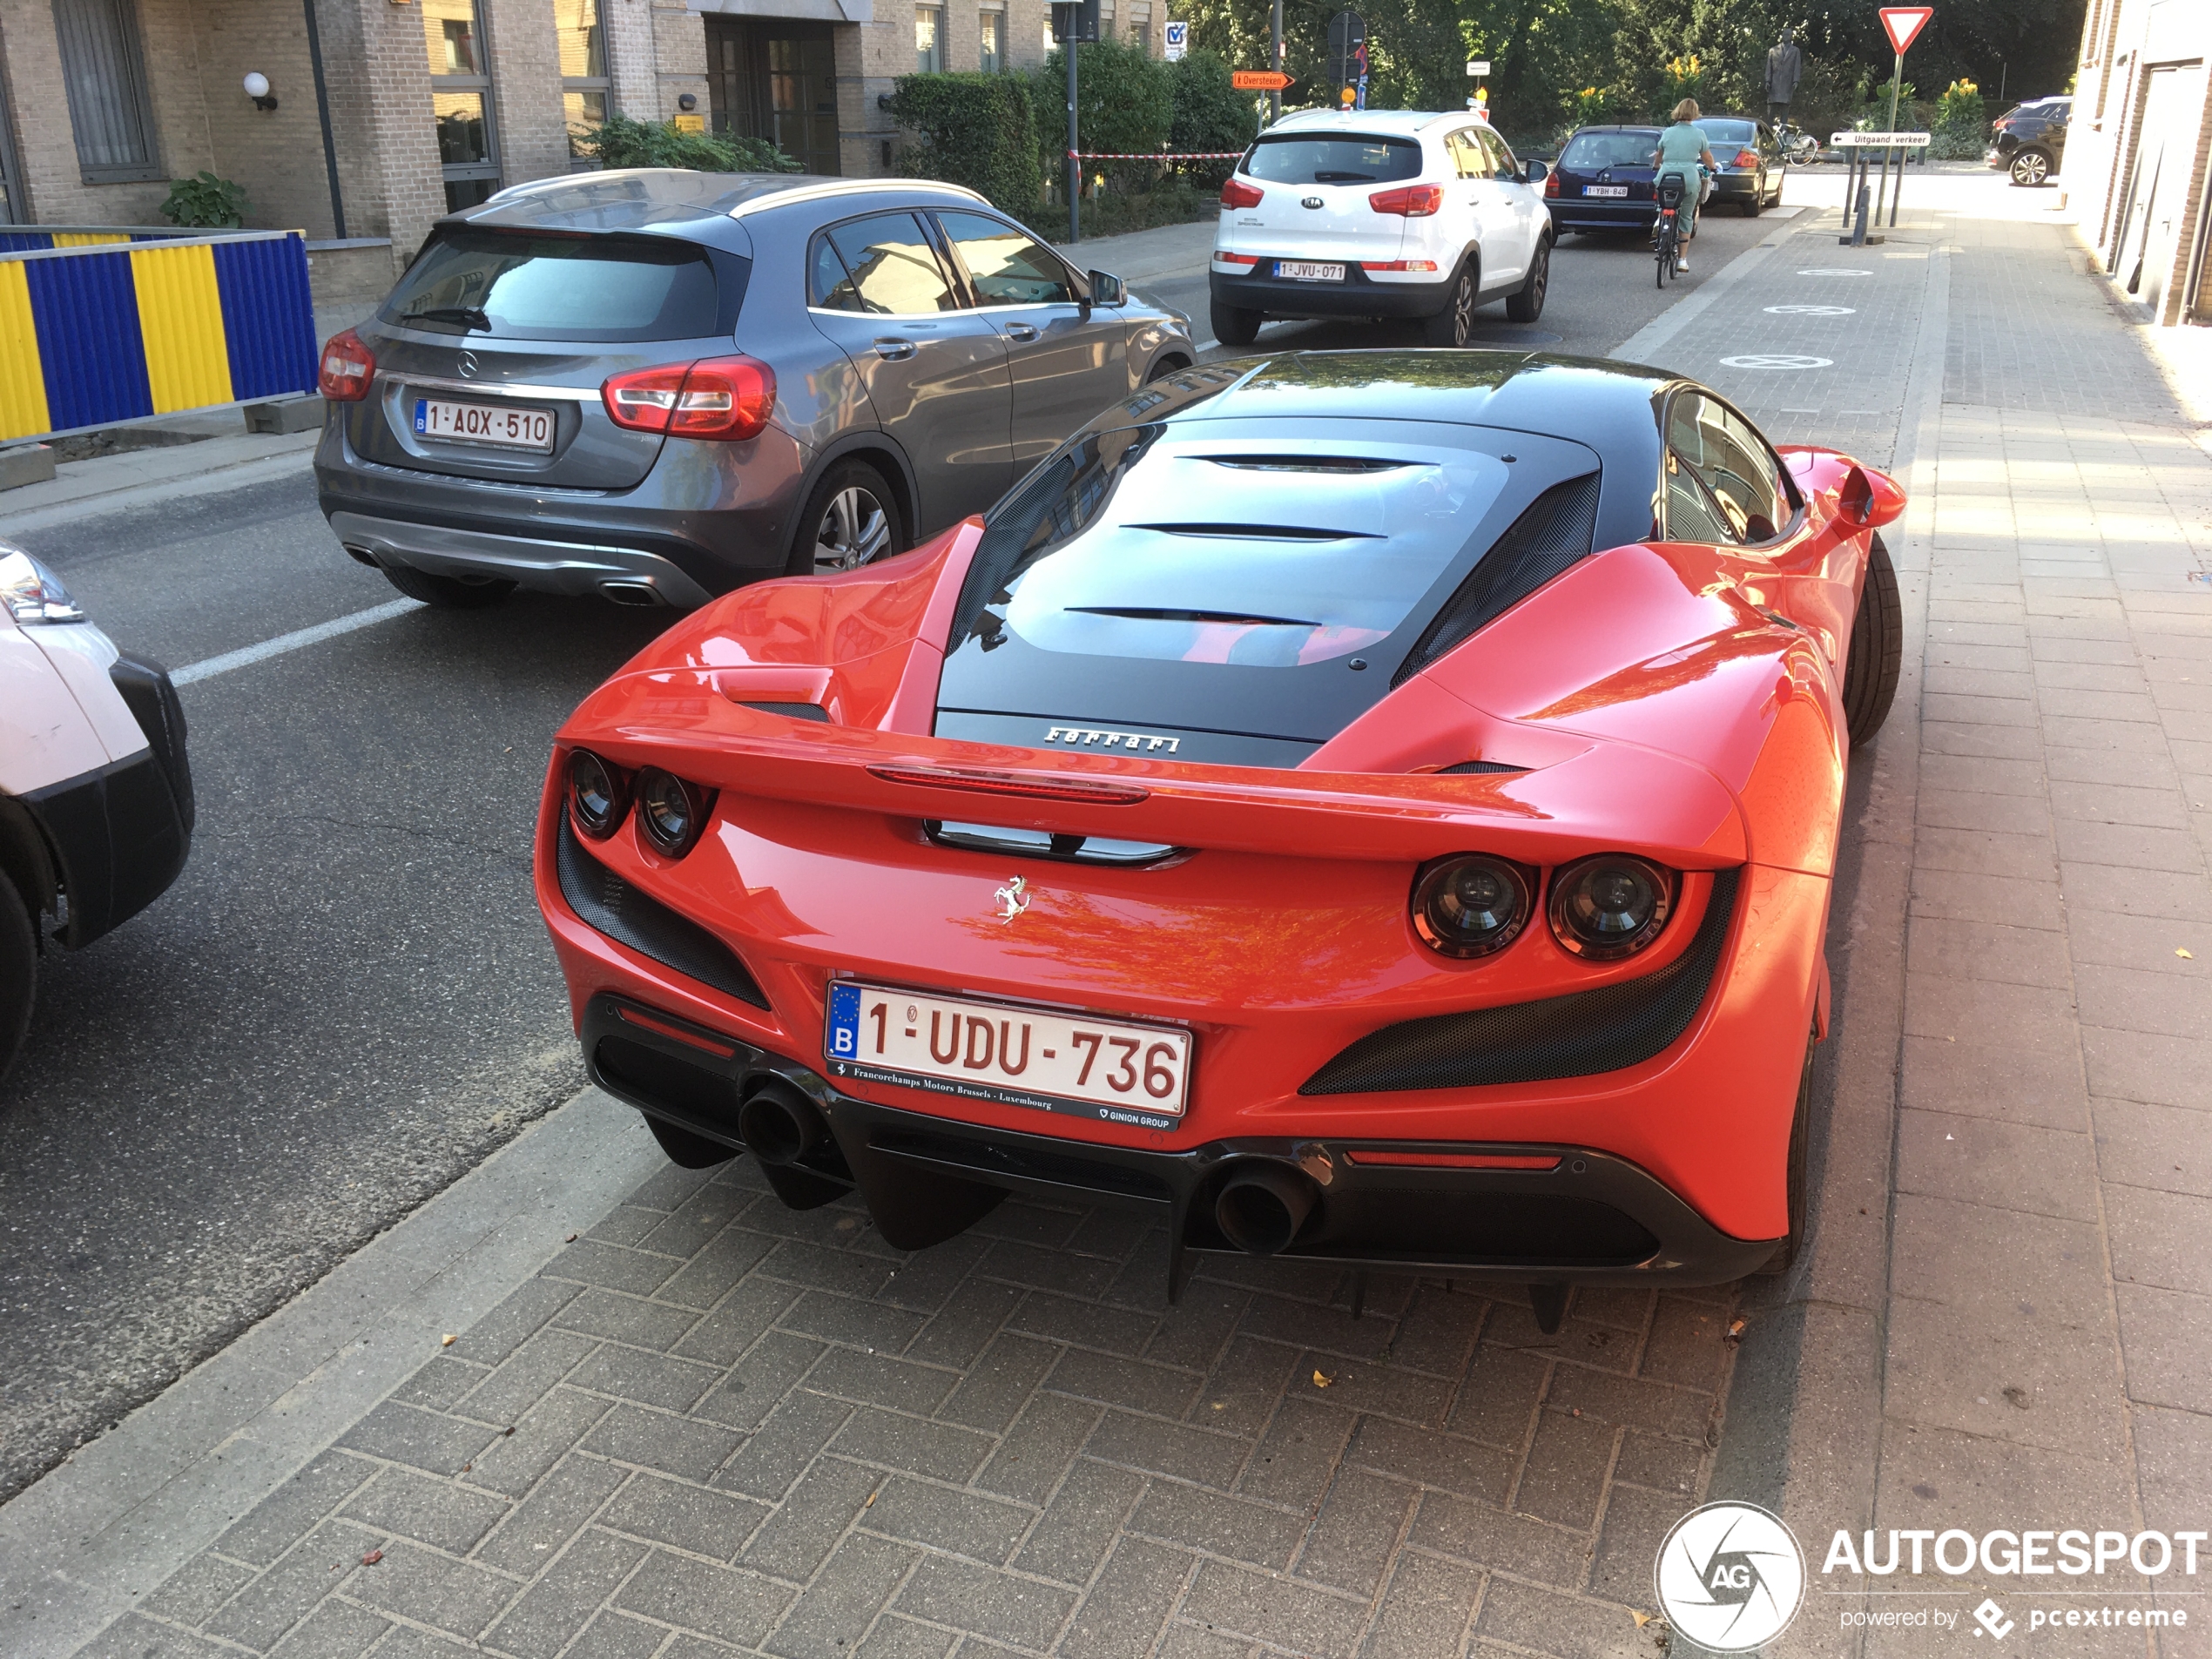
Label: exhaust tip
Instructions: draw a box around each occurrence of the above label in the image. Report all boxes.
[738,1077,828,1167]
[341,544,381,568]
[1215,1163,1320,1256]
[600,581,663,607]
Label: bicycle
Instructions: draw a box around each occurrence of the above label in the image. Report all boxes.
[1653,172,1687,287]
[1775,119,1821,165]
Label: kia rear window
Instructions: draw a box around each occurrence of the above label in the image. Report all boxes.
[1243,135,1422,185]
[1695,119,1758,145]
[1559,131,1657,171]
[385,231,724,341]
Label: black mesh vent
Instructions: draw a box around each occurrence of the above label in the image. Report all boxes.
[1440,759,1528,774]
[556,814,769,1008]
[738,700,828,722]
[1393,472,1602,688]
[1300,867,1741,1094]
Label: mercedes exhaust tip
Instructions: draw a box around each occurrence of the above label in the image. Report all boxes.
[1215,1163,1320,1255]
[738,1077,829,1168]
[599,581,663,607]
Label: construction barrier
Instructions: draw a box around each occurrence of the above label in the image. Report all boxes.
[0,227,318,445]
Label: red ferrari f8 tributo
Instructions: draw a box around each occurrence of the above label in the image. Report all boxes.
[535,350,1905,1330]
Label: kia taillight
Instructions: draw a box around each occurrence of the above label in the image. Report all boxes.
[1220,178,1264,209]
[1734,149,1761,169]
[319,329,374,402]
[1369,184,1444,217]
[601,355,776,440]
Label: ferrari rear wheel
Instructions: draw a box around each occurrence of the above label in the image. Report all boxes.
[0,874,35,1088]
[1843,532,1904,746]
[1210,299,1262,347]
[644,1113,738,1170]
[1755,1022,1817,1276]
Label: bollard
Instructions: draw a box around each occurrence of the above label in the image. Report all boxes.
[1852,182,1871,246]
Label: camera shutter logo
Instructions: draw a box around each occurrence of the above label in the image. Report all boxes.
[1653,1501,1806,1652]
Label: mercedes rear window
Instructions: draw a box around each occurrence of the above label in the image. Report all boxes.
[1559,130,1657,170]
[1243,134,1423,185]
[965,428,1512,668]
[384,231,724,341]
[1695,118,1758,145]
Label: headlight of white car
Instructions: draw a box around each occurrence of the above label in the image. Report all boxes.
[0,544,88,624]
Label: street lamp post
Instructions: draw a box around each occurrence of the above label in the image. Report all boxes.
[1270,0,1283,123]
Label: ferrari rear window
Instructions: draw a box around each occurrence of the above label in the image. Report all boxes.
[1243,135,1424,185]
[1559,131,1657,171]
[968,428,1513,668]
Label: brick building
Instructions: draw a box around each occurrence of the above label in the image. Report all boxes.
[2067,0,2210,325]
[0,0,1163,280]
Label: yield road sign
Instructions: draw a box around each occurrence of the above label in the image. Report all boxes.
[1233,70,1293,89]
[1879,6,1932,54]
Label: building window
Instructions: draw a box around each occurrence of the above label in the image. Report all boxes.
[51,0,159,183]
[915,4,943,72]
[556,0,610,164]
[978,8,1001,72]
[424,0,500,210]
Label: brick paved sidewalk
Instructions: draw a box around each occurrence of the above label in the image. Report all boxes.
[82,1156,1730,1659]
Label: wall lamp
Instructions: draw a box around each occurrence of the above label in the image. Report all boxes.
[243,71,279,111]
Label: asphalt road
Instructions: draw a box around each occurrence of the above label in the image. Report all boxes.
[0,191,1812,1502]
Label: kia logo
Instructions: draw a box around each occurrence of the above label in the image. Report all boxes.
[1302,196,1324,209]
[457,350,480,378]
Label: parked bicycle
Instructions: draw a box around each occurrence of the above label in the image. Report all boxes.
[1654,172,1688,286]
[1776,119,1821,165]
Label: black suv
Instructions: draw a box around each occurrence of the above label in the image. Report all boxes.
[1989,98,2068,186]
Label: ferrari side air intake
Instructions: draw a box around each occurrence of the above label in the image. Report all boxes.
[738,1077,831,1166]
[1215,1163,1321,1254]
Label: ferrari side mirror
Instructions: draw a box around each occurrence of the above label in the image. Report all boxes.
[1838,462,1906,530]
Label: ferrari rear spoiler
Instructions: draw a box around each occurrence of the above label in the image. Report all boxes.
[561,679,1748,869]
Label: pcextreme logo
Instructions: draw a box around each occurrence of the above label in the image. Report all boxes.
[1654,1501,1807,1651]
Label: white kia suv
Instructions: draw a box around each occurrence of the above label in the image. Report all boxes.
[1209,109,1553,347]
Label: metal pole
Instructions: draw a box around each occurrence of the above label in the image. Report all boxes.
[1270,0,1283,123]
[1067,40,1080,244]
[301,0,347,239]
[1876,52,1903,226]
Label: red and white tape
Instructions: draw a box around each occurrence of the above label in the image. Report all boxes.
[1067,150,1244,159]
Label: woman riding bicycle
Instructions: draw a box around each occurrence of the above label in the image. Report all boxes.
[1652,98,1718,272]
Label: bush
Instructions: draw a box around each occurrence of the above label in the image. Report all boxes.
[1931,78,1986,158]
[582,114,799,172]
[1034,38,1174,192]
[1167,51,1256,185]
[161,172,248,229]
[887,73,1042,217]
[1657,53,1704,118]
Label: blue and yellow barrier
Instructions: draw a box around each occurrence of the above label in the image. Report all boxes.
[0,228,318,444]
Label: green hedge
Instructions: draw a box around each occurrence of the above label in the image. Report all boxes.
[581,115,799,172]
[1169,51,1258,183]
[887,73,1042,218]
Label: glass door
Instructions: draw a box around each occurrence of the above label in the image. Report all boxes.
[556,0,610,165]
[423,0,501,211]
[704,21,840,177]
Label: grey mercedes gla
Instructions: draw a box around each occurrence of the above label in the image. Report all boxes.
[314,171,1197,609]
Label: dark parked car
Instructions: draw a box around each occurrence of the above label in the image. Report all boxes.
[1542,118,1784,234]
[1989,97,2069,186]
[314,172,1196,609]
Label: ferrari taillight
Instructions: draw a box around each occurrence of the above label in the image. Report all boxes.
[1220,178,1264,209]
[1370,184,1444,217]
[1548,854,1676,959]
[602,355,776,440]
[319,329,374,401]
[569,749,631,839]
[1411,854,1533,959]
[636,767,717,859]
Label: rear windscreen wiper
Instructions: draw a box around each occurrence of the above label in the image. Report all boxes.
[398,306,490,331]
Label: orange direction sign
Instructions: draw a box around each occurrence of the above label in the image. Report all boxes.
[1879,6,1932,54]
[1233,70,1293,90]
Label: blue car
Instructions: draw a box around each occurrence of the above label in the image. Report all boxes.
[1541,125,1662,233]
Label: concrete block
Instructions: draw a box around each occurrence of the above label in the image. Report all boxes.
[0,444,57,490]
[245,397,327,435]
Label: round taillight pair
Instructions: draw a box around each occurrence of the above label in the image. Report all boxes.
[569,750,715,859]
[1411,852,1676,961]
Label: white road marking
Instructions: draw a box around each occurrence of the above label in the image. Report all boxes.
[1766,304,1857,315]
[171,597,425,687]
[1720,354,1834,369]
[1797,266,1871,276]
